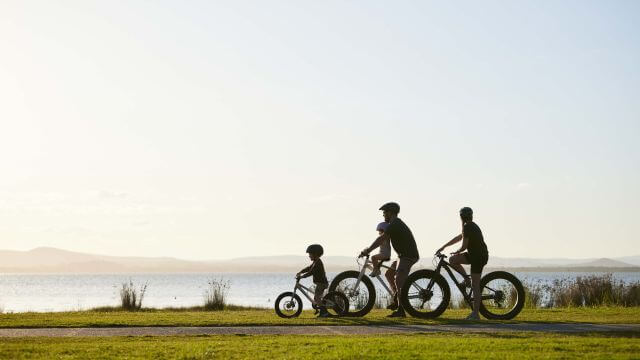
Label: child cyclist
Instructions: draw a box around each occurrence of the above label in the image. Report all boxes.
[369,222,390,277]
[296,244,329,317]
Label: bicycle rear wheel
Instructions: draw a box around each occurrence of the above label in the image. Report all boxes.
[323,291,349,316]
[478,271,525,320]
[400,269,450,319]
[274,292,303,318]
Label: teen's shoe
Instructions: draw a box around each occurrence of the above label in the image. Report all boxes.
[387,309,406,318]
[464,312,480,320]
[369,268,381,277]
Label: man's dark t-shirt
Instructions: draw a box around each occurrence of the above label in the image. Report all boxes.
[385,218,419,260]
[299,259,328,284]
[463,221,488,259]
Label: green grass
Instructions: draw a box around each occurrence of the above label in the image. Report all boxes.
[0,307,639,328]
[0,332,638,359]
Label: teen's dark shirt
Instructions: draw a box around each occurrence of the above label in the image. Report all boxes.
[385,218,420,259]
[463,221,488,258]
[299,258,328,284]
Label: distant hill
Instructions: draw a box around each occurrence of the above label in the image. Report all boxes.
[0,247,638,273]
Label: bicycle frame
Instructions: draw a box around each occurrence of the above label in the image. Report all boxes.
[353,255,395,296]
[432,255,473,304]
[426,254,498,304]
[292,279,317,305]
[292,279,341,308]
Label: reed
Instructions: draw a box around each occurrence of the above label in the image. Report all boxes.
[119,280,147,311]
[203,278,230,311]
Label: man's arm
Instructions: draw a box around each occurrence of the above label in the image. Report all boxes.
[360,233,390,257]
[437,234,462,253]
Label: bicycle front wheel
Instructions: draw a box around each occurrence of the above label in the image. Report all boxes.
[274,292,303,318]
[329,271,376,317]
[400,269,450,319]
[479,271,525,320]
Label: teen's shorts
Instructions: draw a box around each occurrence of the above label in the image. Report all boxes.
[463,252,488,274]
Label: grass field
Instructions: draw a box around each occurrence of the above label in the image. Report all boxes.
[0,332,638,359]
[0,307,638,328]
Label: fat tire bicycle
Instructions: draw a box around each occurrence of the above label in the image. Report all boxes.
[399,253,525,319]
[274,278,349,318]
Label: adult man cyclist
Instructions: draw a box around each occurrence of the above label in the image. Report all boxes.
[361,202,420,318]
[436,207,489,320]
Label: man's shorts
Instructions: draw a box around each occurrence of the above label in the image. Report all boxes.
[463,252,488,274]
[396,256,418,276]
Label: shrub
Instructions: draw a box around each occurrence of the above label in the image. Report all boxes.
[204,278,230,311]
[548,274,640,307]
[119,280,147,311]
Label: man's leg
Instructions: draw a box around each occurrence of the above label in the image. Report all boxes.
[384,261,398,309]
[389,257,417,317]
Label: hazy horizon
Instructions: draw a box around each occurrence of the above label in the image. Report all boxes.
[1,1,639,261]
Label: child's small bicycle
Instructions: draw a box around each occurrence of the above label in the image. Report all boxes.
[275,278,349,318]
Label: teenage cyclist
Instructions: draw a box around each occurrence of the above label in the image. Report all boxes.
[361,202,420,318]
[436,207,489,320]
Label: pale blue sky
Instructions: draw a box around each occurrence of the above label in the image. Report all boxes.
[1,1,638,260]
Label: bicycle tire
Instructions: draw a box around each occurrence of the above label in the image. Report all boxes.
[328,270,376,317]
[274,292,303,318]
[400,269,450,319]
[478,271,525,320]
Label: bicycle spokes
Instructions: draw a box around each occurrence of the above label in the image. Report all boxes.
[406,277,444,311]
[481,279,517,313]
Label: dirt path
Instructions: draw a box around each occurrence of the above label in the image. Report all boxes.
[0,323,638,337]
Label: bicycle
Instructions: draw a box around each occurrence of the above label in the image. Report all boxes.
[274,278,349,318]
[399,252,525,319]
[328,254,399,317]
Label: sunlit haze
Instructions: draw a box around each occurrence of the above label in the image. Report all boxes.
[1,1,638,260]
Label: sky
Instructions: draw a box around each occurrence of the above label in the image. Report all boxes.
[1,1,638,260]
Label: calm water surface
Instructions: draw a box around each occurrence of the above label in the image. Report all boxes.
[0,271,638,312]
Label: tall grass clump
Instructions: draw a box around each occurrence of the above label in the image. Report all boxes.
[548,274,640,307]
[119,280,147,311]
[523,282,547,308]
[204,278,230,311]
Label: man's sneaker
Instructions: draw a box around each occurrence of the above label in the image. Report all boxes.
[387,309,406,318]
[369,268,381,277]
[464,312,480,321]
[386,302,398,310]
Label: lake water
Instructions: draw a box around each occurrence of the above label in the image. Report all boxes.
[1,271,639,313]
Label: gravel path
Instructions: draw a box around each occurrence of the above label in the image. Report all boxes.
[0,323,638,337]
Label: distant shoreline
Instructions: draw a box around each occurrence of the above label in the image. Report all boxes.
[1,266,639,275]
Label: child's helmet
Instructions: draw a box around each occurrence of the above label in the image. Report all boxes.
[306,244,324,257]
[376,222,389,232]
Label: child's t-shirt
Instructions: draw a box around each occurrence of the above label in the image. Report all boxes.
[299,259,328,284]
